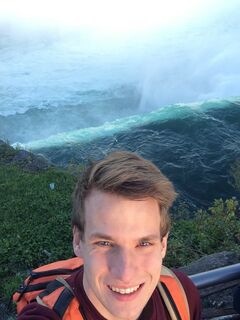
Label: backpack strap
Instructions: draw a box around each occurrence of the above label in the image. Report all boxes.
[13,257,83,315]
[159,266,190,320]
[36,277,79,319]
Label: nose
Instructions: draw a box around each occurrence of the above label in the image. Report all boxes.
[108,248,139,283]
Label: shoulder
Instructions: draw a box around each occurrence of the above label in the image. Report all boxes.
[172,269,198,293]
[172,269,202,320]
[17,302,60,320]
[17,270,83,320]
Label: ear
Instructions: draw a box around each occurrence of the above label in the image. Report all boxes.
[161,233,168,259]
[73,226,83,258]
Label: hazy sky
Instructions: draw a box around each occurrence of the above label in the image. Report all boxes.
[1,0,240,115]
[0,0,231,34]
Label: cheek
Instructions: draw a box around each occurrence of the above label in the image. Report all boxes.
[141,250,163,271]
[85,253,109,276]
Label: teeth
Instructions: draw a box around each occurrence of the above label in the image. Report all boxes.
[110,284,140,294]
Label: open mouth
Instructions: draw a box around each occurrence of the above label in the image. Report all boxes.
[108,283,143,295]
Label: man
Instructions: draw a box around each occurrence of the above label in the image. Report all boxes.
[18,151,201,319]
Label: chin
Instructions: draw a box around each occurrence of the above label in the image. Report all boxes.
[111,310,141,320]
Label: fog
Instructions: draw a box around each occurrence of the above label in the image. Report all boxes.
[0,0,240,115]
[0,0,222,32]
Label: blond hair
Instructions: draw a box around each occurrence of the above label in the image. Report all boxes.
[72,151,177,238]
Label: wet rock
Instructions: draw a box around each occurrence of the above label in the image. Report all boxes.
[0,141,51,171]
[10,149,50,171]
[179,251,240,275]
[0,139,7,145]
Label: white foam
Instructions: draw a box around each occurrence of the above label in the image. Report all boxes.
[13,97,239,150]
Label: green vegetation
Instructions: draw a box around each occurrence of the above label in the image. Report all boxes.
[0,164,77,302]
[166,198,240,267]
[166,158,240,266]
[0,141,18,162]
[1,147,240,308]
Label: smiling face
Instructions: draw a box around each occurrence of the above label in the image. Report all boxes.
[73,189,168,320]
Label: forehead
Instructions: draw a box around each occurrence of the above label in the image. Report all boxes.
[84,189,161,239]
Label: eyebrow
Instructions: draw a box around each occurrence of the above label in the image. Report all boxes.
[140,235,161,241]
[89,233,114,241]
[89,233,161,242]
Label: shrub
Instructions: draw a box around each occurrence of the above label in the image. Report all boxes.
[166,198,240,267]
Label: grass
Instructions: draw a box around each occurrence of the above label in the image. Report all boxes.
[0,164,77,301]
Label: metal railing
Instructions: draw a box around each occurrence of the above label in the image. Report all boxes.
[190,263,240,289]
[189,263,240,319]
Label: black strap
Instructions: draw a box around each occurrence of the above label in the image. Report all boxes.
[53,287,75,318]
[160,282,182,320]
[38,279,79,319]
[15,266,82,300]
[30,267,82,279]
[38,280,64,299]
[16,281,53,294]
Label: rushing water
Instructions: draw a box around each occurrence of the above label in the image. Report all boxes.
[1,1,240,208]
[10,98,239,208]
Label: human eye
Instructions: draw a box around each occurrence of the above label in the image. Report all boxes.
[138,240,152,247]
[96,240,113,247]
